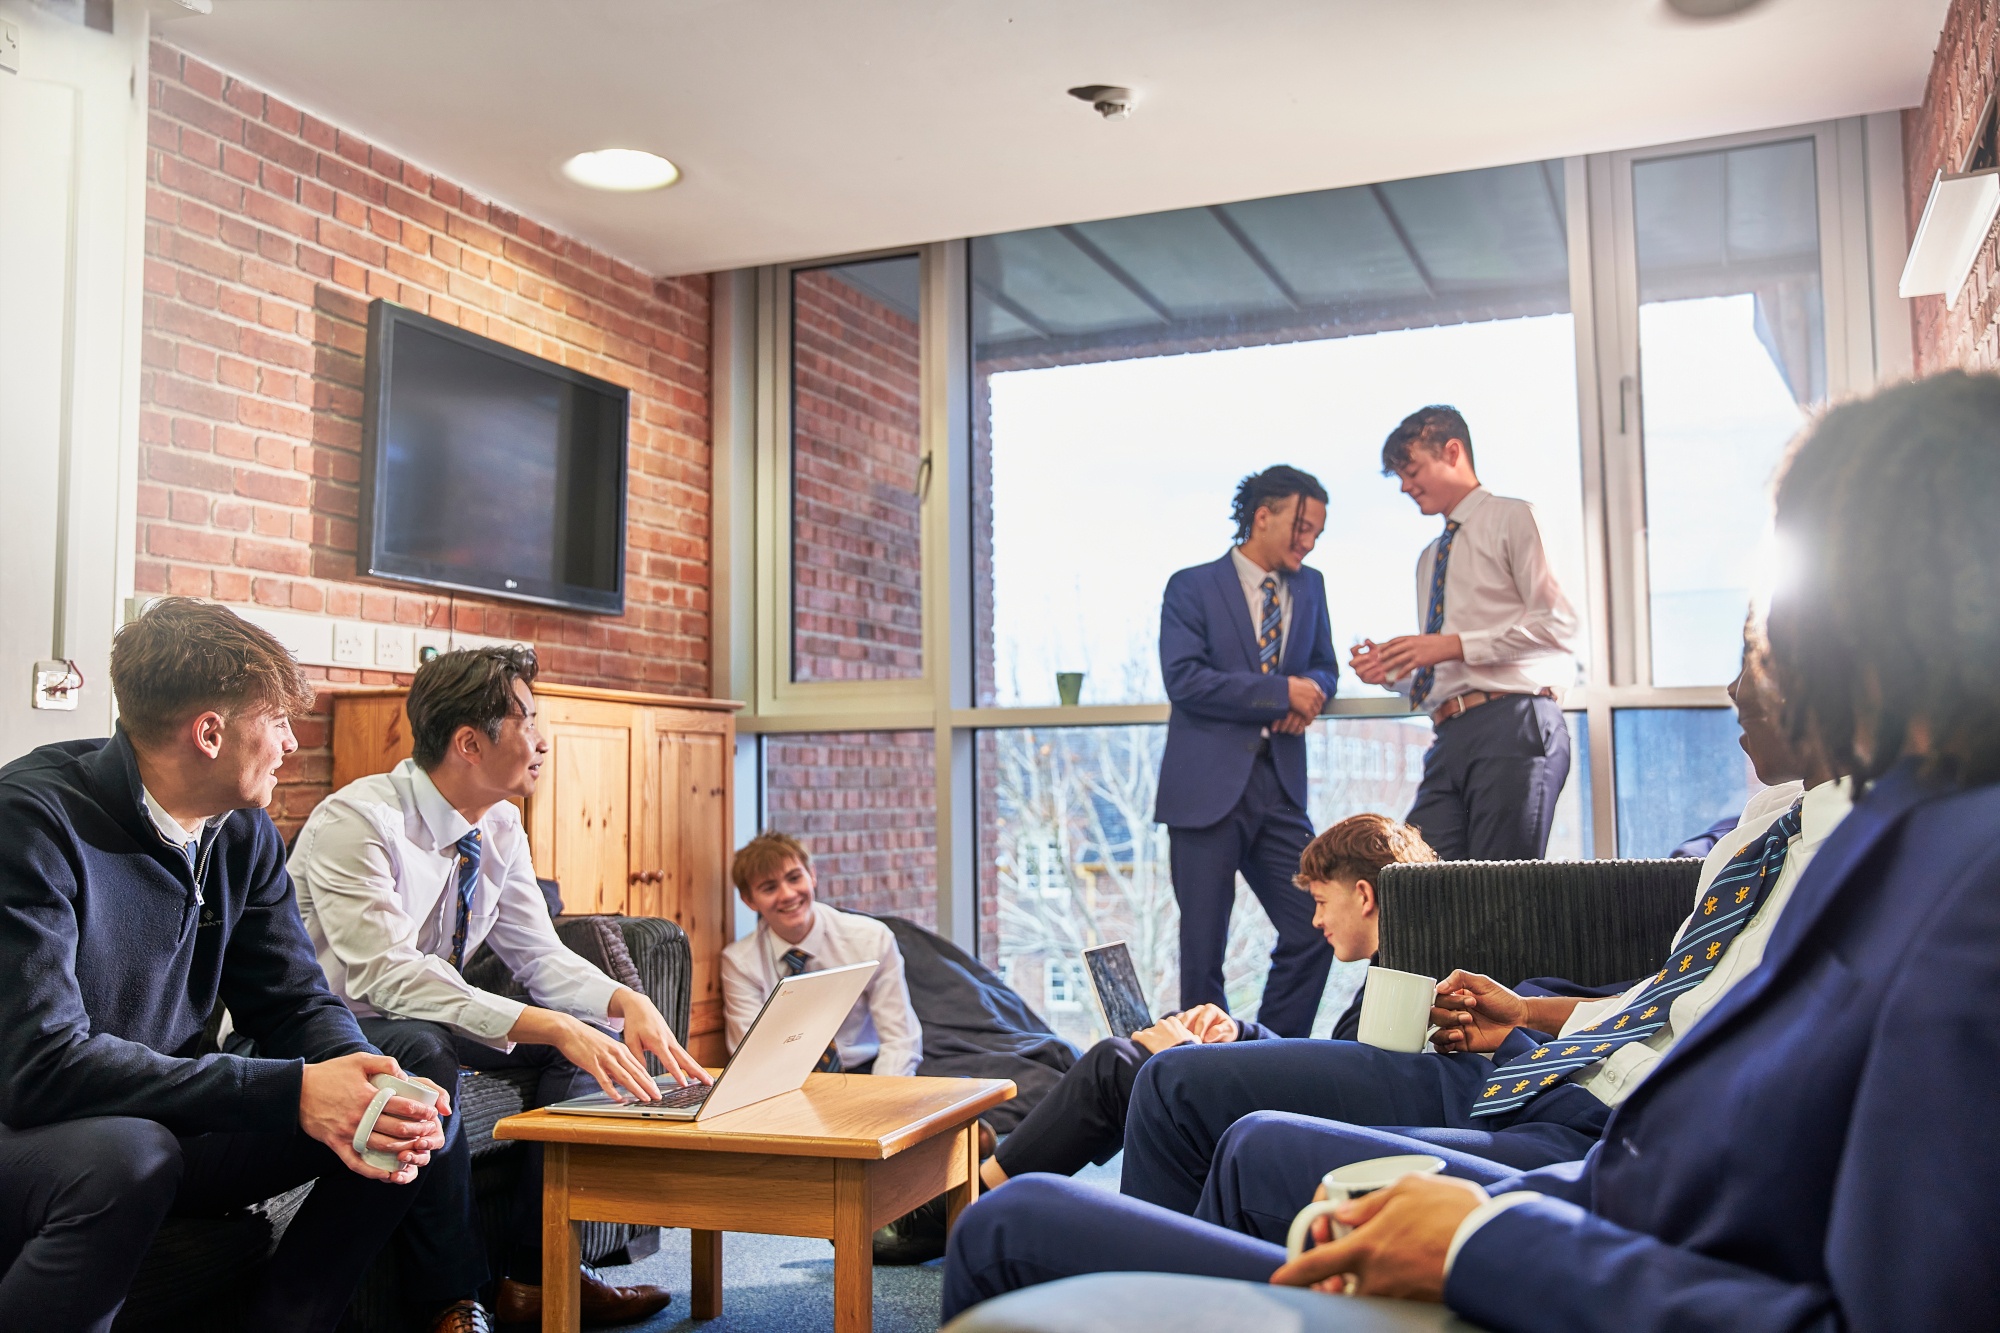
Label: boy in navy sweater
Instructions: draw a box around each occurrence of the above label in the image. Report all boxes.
[0,599,447,1333]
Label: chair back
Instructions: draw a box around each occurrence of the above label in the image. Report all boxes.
[1375,859,1703,989]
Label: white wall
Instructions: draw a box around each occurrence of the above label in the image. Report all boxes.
[0,0,148,759]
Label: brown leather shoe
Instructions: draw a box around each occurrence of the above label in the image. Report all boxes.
[494,1268,672,1328]
[428,1299,495,1333]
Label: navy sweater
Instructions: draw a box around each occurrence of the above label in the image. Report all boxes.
[0,731,371,1134]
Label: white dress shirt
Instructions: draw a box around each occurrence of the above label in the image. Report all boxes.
[1444,775,1851,1273]
[288,759,623,1049]
[1393,486,1581,705]
[720,904,923,1077]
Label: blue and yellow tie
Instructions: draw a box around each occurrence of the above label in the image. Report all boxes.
[447,828,482,972]
[1410,520,1460,707]
[1470,800,1804,1117]
[1258,575,1282,675]
[781,947,843,1073]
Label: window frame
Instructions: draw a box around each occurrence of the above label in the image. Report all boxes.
[725,116,1911,954]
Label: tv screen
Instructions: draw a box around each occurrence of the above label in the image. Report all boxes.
[359,300,628,614]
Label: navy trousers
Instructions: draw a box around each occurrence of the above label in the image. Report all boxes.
[946,1111,1592,1320]
[1406,694,1570,861]
[992,1037,1150,1178]
[1119,1038,1608,1215]
[0,1115,417,1333]
[1167,752,1329,1036]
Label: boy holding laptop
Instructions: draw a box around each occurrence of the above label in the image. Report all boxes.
[721,832,923,1077]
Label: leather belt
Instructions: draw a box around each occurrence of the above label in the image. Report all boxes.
[1430,687,1556,727]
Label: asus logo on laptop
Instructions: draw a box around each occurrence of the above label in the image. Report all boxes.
[783,1032,804,1044]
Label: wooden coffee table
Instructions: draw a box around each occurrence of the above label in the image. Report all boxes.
[494,1072,1015,1333]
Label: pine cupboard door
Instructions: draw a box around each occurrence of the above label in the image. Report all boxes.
[526,697,639,917]
[634,707,734,1055]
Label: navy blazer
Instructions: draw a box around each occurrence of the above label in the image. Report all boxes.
[1446,763,2000,1332]
[1154,554,1339,828]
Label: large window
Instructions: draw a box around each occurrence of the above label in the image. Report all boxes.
[1632,138,1824,687]
[972,164,1588,707]
[737,115,1899,976]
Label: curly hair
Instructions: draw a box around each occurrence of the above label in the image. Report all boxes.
[110,598,315,745]
[1230,465,1329,544]
[1766,370,2000,789]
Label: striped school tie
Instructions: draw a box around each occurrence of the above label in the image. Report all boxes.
[1470,800,1804,1117]
[1258,576,1282,674]
[781,947,843,1073]
[1410,520,1460,707]
[446,828,482,971]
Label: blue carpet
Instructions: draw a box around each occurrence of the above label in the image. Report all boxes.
[589,1156,1123,1333]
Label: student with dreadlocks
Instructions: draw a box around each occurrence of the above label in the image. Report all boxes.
[1153,465,1341,1038]
[1350,406,1581,860]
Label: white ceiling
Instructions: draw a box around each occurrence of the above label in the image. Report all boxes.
[160,0,1948,278]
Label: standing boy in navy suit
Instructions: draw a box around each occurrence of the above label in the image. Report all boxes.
[1155,466,1342,1038]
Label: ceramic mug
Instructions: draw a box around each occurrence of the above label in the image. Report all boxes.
[1285,1153,1448,1259]
[1356,965,1438,1053]
[1056,672,1085,706]
[352,1071,440,1173]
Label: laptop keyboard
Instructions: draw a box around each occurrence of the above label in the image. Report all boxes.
[650,1080,711,1109]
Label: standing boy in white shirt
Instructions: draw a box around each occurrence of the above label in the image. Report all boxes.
[721,832,922,1077]
[290,647,708,1332]
[1350,405,1582,860]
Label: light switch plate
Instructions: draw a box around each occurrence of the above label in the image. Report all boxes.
[0,20,21,74]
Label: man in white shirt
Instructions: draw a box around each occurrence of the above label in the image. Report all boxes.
[291,648,708,1333]
[721,831,922,1077]
[940,633,1849,1317]
[1350,406,1582,860]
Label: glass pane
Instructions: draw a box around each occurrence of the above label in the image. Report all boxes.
[975,716,1594,1049]
[972,160,1588,706]
[760,731,936,927]
[1612,707,1761,859]
[1633,138,1822,687]
[791,256,924,681]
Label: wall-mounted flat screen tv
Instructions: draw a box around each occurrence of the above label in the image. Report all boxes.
[359,299,628,615]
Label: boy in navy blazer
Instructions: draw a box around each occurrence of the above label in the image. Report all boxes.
[1155,466,1342,1037]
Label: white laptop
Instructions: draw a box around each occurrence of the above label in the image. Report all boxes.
[546,959,878,1122]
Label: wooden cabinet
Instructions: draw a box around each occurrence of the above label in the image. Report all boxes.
[329,682,741,1061]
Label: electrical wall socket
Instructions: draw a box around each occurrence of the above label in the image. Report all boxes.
[0,20,21,75]
[32,660,80,711]
[331,622,368,666]
[374,628,411,670]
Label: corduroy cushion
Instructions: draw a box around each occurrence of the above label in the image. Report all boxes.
[1376,859,1703,989]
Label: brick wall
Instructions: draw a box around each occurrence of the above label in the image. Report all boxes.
[790,267,924,681]
[140,43,712,834]
[1905,0,2000,371]
[761,732,938,927]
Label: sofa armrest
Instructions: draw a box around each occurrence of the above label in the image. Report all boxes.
[1375,859,1702,989]
[460,916,693,1050]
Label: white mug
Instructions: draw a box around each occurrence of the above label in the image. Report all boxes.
[1285,1154,1447,1259]
[353,1071,440,1173]
[1357,966,1438,1053]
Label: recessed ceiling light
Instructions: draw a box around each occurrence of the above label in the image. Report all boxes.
[561,149,681,192]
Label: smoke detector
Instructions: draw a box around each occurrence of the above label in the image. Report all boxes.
[1069,85,1137,120]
